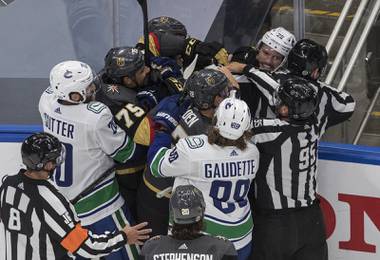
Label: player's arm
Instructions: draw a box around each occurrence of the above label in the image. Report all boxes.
[148,135,190,178]
[93,104,141,163]
[316,82,356,131]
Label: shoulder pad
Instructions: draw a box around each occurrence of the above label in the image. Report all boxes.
[87,101,107,114]
[184,135,205,149]
[101,83,137,106]
[44,86,54,94]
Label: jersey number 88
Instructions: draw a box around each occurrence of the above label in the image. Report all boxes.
[209,179,251,214]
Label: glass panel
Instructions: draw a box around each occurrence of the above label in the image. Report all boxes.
[304,0,380,146]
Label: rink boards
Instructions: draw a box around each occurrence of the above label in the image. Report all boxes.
[0,125,380,259]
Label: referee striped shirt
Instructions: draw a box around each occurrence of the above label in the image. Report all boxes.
[0,169,128,260]
[244,68,355,210]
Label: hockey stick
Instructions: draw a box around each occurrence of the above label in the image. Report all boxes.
[137,0,150,66]
[183,54,198,80]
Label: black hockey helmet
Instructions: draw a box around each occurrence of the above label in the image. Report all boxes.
[170,185,206,225]
[21,132,65,171]
[288,39,328,79]
[185,69,229,110]
[104,47,145,83]
[148,16,187,38]
[275,76,318,121]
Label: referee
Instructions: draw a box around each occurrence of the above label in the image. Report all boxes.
[250,77,355,260]
[0,133,151,260]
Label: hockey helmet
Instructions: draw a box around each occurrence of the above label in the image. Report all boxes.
[104,47,145,83]
[288,39,328,79]
[184,69,229,110]
[215,96,252,140]
[50,60,94,104]
[258,27,296,57]
[170,185,206,225]
[274,76,318,121]
[148,16,187,37]
[21,133,65,171]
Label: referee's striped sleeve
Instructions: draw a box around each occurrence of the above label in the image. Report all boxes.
[38,185,128,258]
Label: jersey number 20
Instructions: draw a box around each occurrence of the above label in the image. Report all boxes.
[53,143,73,187]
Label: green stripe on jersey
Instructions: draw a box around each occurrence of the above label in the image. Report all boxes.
[150,147,168,177]
[74,180,119,214]
[204,214,253,241]
[113,137,136,163]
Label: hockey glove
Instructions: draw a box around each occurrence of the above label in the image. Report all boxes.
[183,38,229,69]
[153,94,185,133]
[136,88,159,112]
[163,77,185,95]
[150,56,182,80]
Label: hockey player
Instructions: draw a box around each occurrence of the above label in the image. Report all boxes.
[147,96,260,260]
[137,68,233,236]
[250,77,355,260]
[96,46,185,218]
[230,27,296,72]
[39,60,145,260]
[0,132,151,259]
[100,46,183,113]
[140,185,237,260]
[137,16,229,71]
[228,38,327,119]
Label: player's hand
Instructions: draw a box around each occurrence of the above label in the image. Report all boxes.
[136,89,159,112]
[217,66,239,90]
[226,62,247,74]
[151,56,182,80]
[183,38,229,69]
[123,222,152,245]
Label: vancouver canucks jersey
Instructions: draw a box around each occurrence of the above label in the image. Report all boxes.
[149,134,260,250]
[39,87,137,225]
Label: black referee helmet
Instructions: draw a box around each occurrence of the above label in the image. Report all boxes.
[21,132,65,171]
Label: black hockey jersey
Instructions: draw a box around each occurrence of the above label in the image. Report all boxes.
[140,235,237,260]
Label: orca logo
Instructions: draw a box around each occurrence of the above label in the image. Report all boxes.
[64,70,73,79]
[225,102,232,109]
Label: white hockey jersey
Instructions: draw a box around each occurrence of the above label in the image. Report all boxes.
[39,87,136,225]
[150,134,260,250]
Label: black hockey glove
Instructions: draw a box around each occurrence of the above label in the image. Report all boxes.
[182,38,229,69]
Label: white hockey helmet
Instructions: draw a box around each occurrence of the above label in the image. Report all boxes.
[50,60,94,104]
[258,27,296,58]
[215,96,251,140]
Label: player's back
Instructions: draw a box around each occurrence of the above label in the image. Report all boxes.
[39,87,125,224]
[141,235,237,260]
[171,134,259,250]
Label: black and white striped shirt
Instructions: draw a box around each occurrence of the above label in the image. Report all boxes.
[0,170,127,260]
[244,68,355,210]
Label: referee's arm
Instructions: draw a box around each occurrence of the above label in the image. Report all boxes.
[39,185,128,258]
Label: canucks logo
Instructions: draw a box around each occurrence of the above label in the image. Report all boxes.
[64,70,73,79]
